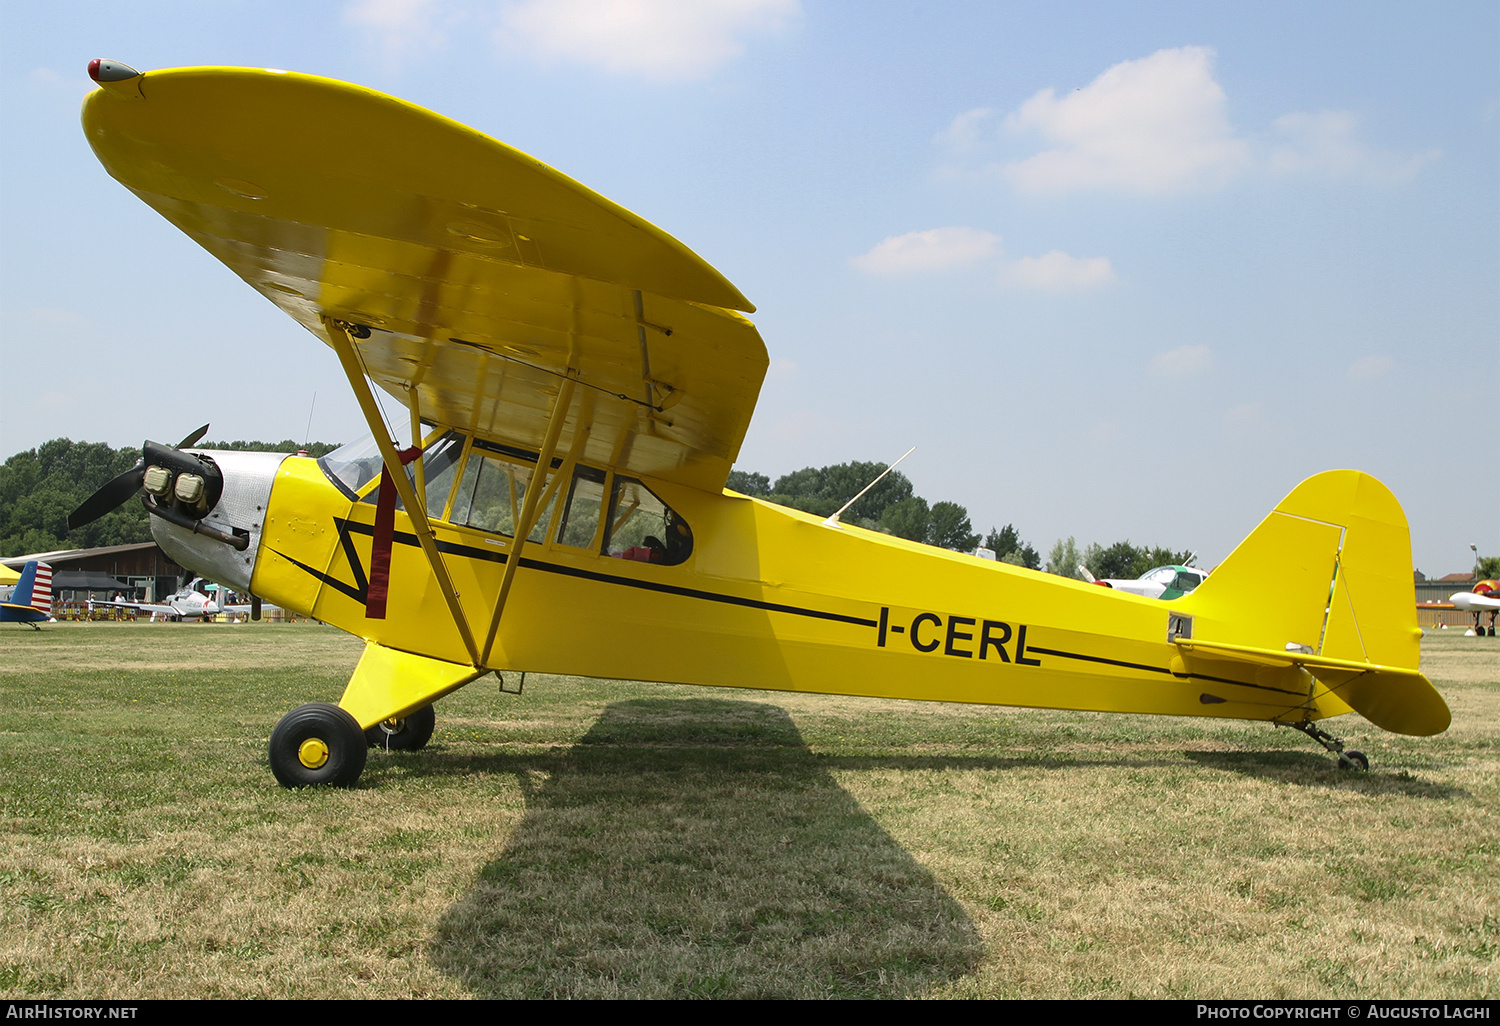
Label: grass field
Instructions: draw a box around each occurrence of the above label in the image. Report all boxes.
[1,621,1495,999]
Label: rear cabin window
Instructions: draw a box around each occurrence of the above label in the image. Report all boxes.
[604,476,692,565]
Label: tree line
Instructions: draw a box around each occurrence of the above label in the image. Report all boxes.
[0,438,340,556]
[727,462,1046,566]
[730,461,1194,579]
[3,440,1193,581]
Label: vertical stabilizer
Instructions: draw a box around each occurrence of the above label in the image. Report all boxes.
[11,562,38,609]
[1179,471,1442,735]
[1183,471,1420,670]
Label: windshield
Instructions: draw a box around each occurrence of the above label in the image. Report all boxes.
[319,435,384,498]
[321,429,464,513]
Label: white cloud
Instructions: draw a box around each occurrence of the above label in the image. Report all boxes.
[968,46,1436,196]
[344,0,450,63]
[851,227,1001,276]
[1150,343,1211,377]
[998,251,1116,292]
[1269,110,1439,184]
[1347,354,1395,381]
[497,0,800,82]
[852,231,1116,290]
[1003,46,1248,195]
[936,107,994,152]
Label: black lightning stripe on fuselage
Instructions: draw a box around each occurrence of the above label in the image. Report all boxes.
[272,517,878,629]
[1023,645,1308,698]
[275,518,1287,696]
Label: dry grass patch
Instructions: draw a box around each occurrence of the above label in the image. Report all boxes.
[0,623,1495,997]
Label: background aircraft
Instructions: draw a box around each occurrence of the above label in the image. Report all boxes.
[95,577,276,622]
[1420,580,1499,637]
[1080,564,1208,600]
[1,561,54,629]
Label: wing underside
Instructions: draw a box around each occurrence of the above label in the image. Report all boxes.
[83,66,768,491]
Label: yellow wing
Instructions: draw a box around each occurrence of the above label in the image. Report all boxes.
[83,66,768,492]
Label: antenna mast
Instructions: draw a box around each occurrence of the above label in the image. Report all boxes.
[822,446,916,529]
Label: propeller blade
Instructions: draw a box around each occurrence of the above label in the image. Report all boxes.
[68,463,146,530]
[176,424,210,449]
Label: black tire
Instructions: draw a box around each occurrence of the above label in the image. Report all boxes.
[1339,750,1369,771]
[365,704,436,751]
[268,703,367,788]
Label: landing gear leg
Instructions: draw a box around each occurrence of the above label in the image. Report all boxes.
[1278,719,1368,771]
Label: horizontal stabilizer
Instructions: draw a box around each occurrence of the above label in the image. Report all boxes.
[1177,639,1450,736]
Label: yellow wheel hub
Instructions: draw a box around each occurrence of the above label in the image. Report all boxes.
[298,737,330,769]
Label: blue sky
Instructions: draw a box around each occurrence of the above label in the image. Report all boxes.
[2,1,1495,574]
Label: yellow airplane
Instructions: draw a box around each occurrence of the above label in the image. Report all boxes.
[74,61,1449,787]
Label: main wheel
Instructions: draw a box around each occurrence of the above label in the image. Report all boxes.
[269,703,367,788]
[365,704,436,750]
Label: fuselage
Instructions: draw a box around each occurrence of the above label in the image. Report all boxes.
[144,438,1351,729]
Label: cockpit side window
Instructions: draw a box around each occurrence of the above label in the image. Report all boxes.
[449,451,557,541]
[555,465,607,549]
[1172,570,1204,592]
[324,433,689,562]
[604,477,692,565]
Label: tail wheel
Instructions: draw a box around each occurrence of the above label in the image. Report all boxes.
[1338,750,1370,771]
[269,703,367,788]
[365,704,436,751]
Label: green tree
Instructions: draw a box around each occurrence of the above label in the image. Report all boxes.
[203,439,342,457]
[984,524,1019,558]
[0,439,150,555]
[1093,540,1148,580]
[983,523,1039,567]
[879,496,929,541]
[1046,537,1088,580]
[927,501,979,552]
[1478,556,1500,580]
[726,470,770,496]
[1079,541,1196,580]
[769,461,914,522]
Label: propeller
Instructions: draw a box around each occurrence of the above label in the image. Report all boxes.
[68,462,147,529]
[67,425,215,531]
[177,424,210,449]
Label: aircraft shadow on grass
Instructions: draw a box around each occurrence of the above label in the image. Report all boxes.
[426,698,983,999]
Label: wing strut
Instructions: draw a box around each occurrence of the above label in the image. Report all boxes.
[478,372,577,667]
[324,318,482,667]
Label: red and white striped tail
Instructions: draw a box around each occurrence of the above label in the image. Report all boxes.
[31,562,52,615]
